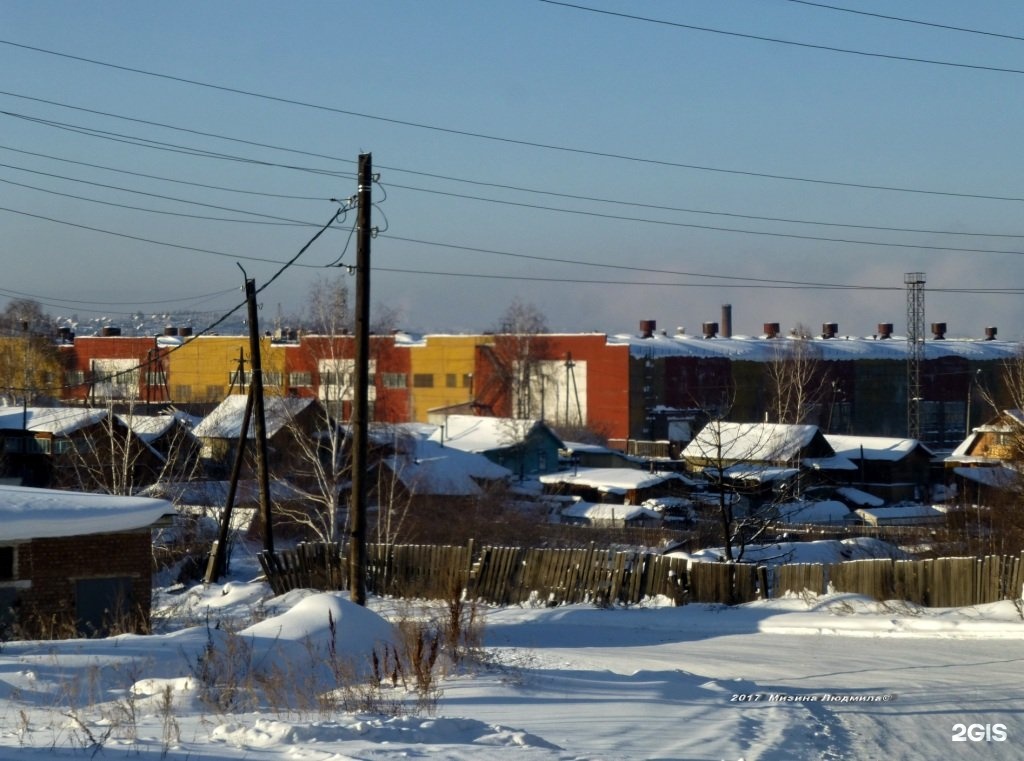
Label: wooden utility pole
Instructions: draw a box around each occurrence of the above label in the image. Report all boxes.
[349,152,372,605]
[245,276,274,555]
[204,382,255,583]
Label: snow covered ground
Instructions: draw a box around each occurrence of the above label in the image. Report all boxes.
[1,542,1023,760]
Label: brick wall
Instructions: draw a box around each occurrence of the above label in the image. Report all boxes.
[15,530,153,638]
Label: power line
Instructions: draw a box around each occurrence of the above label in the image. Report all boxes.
[11,117,1024,239]
[0,144,330,201]
[385,182,1024,254]
[15,107,1024,246]
[371,265,1024,295]
[1,110,348,179]
[0,166,329,227]
[377,233,1024,293]
[10,88,1024,212]
[15,207,347,395]
[6,195,1024,298]
[0,205,319,267]
[781,0,1024,43]
[3,43,1024,200]
[537,0,1024,76]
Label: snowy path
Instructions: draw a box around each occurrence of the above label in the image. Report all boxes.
[479,601,1024,760]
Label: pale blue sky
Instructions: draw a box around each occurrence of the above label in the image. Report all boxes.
[3,1,1024,339]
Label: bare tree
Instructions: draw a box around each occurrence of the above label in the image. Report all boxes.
[478,299,552,418]
[59,402,201,496]
[764,325,827,425]
[684,413,821,562]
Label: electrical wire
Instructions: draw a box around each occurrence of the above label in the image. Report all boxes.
[3,41,1024,200]
[15,206,348,396]
[0,144,331,201]
[537,0,1024,76]
[370,265,1024,295]
[0,167,331,227]
[1,110,348,179]
[781,0,1024,43]
[376,233,1024,293]
[0,175,321,227]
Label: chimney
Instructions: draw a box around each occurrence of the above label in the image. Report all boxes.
[931,322,946,340]
[821,322,838,339]
[639,319,656,339]
[702,321,718,339]
[721,304,732,338]
[985,326,998,340]
[877,322,893,339]
[763,322,780,339]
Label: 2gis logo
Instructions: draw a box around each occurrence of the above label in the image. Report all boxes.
[951,723,1008,743]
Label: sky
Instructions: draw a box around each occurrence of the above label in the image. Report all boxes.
[3,538,1024,760]
[3,1,1024,339]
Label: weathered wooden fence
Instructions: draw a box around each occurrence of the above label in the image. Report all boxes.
[774,554,1024,607]
[259,542,758,606]
[258,544,1024,608]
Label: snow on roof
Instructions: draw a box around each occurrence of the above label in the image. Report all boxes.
[383,438,512,496]
[615,331,1021,363]
[952,465,1019,489]
[719,464,800,483]
[689,536,910,564]
[835,486,886,507]
[430,414,556,453]
[855,504,948,522]
[683,422,823,463]
[0,484,175,540]
[539,466,688,493]
[560,500,661,522]
[140,479,311,506]
[117,412,192,443]
[0,406,108,435]
[826,434,933,461]
[192,395,314,439]
[804,455,857,471]
[775,500,852,525]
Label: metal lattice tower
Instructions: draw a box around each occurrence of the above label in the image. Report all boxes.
[905,272,926,439]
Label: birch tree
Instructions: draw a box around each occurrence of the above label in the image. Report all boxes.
[765,325,826,425]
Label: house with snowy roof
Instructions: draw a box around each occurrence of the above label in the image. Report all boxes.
[943,410,1024,505]
[0,484,175,638]
[429,414,564,479]
[682,422,843,507]
[539,466,695,506]
[558,499,662,528]
[192,395,324,478]
[374,436,513,507]
[0,406,165,490]
[824,434,935,503]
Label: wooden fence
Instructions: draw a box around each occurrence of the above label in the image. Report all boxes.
[258,543,1024,608]
[774,554,1024,607]
[259,542,758,606]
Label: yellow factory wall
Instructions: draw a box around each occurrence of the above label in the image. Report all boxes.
[407,334,491,422]
[166,336,288,404]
